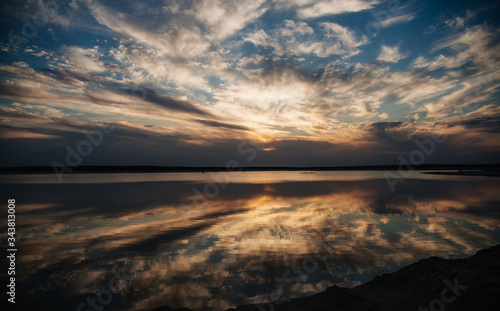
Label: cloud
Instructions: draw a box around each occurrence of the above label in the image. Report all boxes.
[115,87,212,116]
[458,115,500,133]
[377,45,409,63]
[0,82,57,103]
[445,16,465,29]
[1,0,500,167]
[321,22,369,54]
[349,100,382,118]
[245,20,368,58]
[61,46,105,73]
[379,13,415,28]
[195,119,250,131]
[0,60,219,121]
[379,112,389,119]
[0,73,211,120]
[368,121,403,132]
[86,0,267,60]
[440,104,500,134]
[443,9,477,30]
[409,24,500,118]
[0,131,61,139]
[193,0,267,40]
[292,0,380,19]
[420,25,500,71]
[86,0,210,59]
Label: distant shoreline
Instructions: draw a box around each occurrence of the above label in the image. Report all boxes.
[423,170,500,177]
[1,164,499,174]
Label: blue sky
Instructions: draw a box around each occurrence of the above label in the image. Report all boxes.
[1,0,499,166]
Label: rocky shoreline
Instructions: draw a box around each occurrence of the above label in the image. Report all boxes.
[231,245,500,311]
[155,244,500,311]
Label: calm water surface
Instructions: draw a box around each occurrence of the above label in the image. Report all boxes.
[1,171,499,310]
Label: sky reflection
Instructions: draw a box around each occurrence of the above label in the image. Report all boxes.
[3,172,499,310]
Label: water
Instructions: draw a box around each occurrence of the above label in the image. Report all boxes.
[1,171,499,310]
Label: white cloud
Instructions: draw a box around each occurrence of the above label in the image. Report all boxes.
[245,21,368,58]
[86,0,267,60]
[445,17,465,29]
[321,22,369,52]
[61,46,105,73]
[379,112,389,119]
[377,45,409,63]
[350,100,382,118]
[86,1,210,59]
[379,13,415,28]
[443,10,477,30]
[193,0,267,40]
[294,0,380,19]
[414,25,500,71]
[419,73,500,119]
[281,19,315,36]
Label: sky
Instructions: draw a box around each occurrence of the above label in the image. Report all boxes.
[0,0,499,167]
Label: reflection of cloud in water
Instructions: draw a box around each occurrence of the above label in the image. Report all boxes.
[8,176,500,310]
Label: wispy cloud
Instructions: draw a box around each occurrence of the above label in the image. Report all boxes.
[245,20,368,58]
[193,0,268,40]
[377,45,409,63]
[379,13,415,28]
[195,119,250,131]
[291,0,380,19]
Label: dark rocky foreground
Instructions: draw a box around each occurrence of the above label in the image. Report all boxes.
[155,244,500,311]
